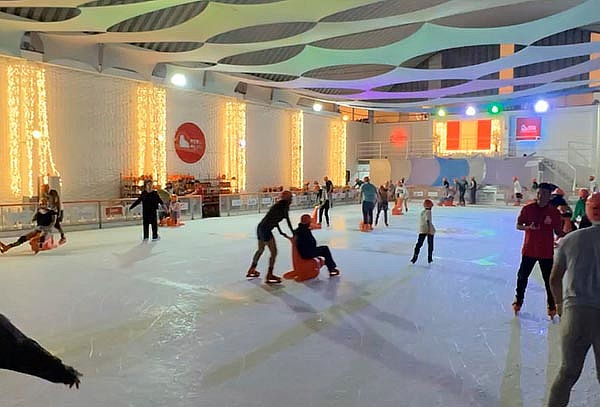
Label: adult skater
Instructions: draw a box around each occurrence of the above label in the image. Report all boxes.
[590,175,598,193]
[129,180,165,241]
[442,177,450,198]
[548,192,600,407]
[375,184,389,227]
[317,176,333,227]
[246,191,294,284]
[513,176,523,206]
[41,184,66,244]
[294,214,340,276]
[0,314,81,388]
[0,199,56,254]
[398,179,409,212]
[571,189,588,225]
[410,199,435,264]
[359,176,378,229]
[458,176,468,206]
[469,176,478,204]
[512,183,563,317]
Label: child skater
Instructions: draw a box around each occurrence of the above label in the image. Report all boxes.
[246,191,294,284]
[0,199,56,254]
[294,214,340,276]
[169,194,182,225]
[129,180,165,241]
[410,199,435,264]
[375,184,389,227]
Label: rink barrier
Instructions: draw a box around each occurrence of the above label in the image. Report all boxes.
[0,196,203,234]
[219,190,360,217]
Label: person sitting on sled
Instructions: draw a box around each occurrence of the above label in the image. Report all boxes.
[0,199,57,254]
[294,214,340,276]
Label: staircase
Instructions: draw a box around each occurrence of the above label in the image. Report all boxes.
[539,158,577,191]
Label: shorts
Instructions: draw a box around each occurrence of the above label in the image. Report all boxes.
[256,226,274,242]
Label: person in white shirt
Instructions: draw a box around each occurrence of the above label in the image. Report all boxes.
[548,192,600,406]
[410,199,435,264]
[513,176,523,206]
[589,175,598,193]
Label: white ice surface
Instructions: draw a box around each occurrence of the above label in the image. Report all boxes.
[0,204,598,407]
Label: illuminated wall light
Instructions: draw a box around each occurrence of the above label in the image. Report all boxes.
[170,73,187,87]
[32,130,42,140]
[290,110,303,188]
[225,100,247,192]
[313,102,323,112]
[136,84,167,186]
[534,99,549,113]
[342,114,349,121]
[488,103,503,115]
[465,106,477,116]
[328,120,346,186]
[436,108,447,117]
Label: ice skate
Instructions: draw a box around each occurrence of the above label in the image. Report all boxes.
[246,268,260,279]
[59,236,67,245]
[512,301,522,315]
[265,274,282,284]
[328,268,340,277]
[0,242,7,254]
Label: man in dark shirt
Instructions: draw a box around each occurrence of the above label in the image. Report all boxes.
[469,177,478,204]
[130,180,165,241]
[294,214,340,276]
[0,314,81,388]
[246,191,294,284]
[458,176,468,206]
[0,199,57,254]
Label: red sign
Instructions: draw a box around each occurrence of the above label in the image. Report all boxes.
[516,117,541,141]
[175,122,206,163]
[105,206,124,217]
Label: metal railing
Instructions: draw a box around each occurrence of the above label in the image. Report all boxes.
[0,196,203,234]
[219,190,360,217]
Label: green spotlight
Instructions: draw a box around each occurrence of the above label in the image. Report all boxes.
[488,103,503,115]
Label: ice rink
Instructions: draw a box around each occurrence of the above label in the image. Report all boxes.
[0,204,598,407]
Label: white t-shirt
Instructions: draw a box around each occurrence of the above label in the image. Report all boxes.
[590,180,598,193]
[555,225,600,310]
[514,180,522,194]
[418,209,435,235]
[396,185,406,198]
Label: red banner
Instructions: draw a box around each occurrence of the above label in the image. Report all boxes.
[446,121,460,150]
[175,122,206,163]
[516,117,541,141]
[477,120,491,150]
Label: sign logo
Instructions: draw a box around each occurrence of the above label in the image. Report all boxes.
[175,123,206,163]
[516,117,541,141]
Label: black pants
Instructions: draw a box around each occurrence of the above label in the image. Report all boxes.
[362,201,375,225]
[459,190,466,205]
[470,189,476,204]
[375,202,388,225]
[143,212,158,240]
[412,233,434,261]
[319,200,330,226]
[515,256,555,308]
[305,246,337,271]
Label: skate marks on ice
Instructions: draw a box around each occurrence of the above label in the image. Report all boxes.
[202,270,499,406]
[113,243,163,269]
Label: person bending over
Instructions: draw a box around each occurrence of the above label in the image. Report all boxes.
[294,214,340,276]
[0,313,81,388]
[0,199,56,254]
[246,191,294,284]
[42,185,66,244]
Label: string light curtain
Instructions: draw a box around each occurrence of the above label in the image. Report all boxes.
[136,84,167,186]
[328,120,347,186]
[290,110,303,189]
[225,100,247,192]
[5,60,60,198]
[433,119,504,156]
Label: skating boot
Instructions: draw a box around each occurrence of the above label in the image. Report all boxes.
[246,267,260,279]
[547,307,557,320]
[512,301,522,315]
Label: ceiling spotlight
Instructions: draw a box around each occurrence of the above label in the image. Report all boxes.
[313,102,323,112]
[436,108,447,117]
[465,105,477,116]
[342,114,349,121]
[32,130,42,140]
[534,99,549,113]
[170,73,187,87]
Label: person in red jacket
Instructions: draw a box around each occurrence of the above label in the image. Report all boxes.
[512,183,564,317]
[0,314,81,388]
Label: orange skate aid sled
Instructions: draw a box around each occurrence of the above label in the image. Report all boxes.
[392,197,404,215]
[283,237,325,282]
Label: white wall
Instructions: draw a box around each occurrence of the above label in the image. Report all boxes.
[303,113,331,183]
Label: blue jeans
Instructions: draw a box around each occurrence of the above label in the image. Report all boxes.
[362,201,375,225]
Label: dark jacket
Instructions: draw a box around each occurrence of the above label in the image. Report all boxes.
[258,200,293,234]
[0,314,80,386]
[294,223,317,259]
[130,190,164,214]
[33,209,57,227]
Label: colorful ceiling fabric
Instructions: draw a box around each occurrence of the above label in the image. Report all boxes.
[0,0,599,110]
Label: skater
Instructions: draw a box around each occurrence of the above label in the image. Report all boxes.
[397,179,409,212]
[410,199,435,264]
[442,177,450,199]
[317,176,332,227]
[548,192,600,407]
[512,183,563,316]
[590,175,598,193]
[0,199,56,254]
[469,176,478,204]
[129,180,165,241]
[246,190,294,284]
[375,184,389,227]
[0,314,81,388]
[513,176,523,206]
[458,176,468,206]
[42,185,66,244]
[359,176,378,229]
[294,214,340,276]
[169,195,182,225]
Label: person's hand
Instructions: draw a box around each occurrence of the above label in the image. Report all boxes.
[557,303,563,318]
[63,366,82,389]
